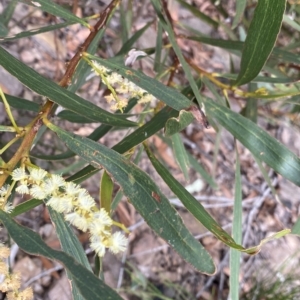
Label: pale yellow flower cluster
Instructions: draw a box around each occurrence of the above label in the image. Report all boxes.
[0,184,14,213]
[91,60,155,111]
[0,243,33,300]
[10,167,128,257]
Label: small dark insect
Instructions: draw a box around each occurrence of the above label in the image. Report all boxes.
[151,191,161,203]
[188,105,210,129]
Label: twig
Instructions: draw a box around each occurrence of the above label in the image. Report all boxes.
[24,265,63,287]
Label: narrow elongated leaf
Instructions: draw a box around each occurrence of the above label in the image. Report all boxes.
[0,0,17,27]
[48,208,90,300]
[68,31,106,93]
[292,217,300,234]
[244,83,257,123]
[0,22,75,42]
[48,123,216,274]
[68,2,118,94]
[20,0,90,28]
[234,0,286,86]
[205,98,300,187]
[232,0,247,29]
[217,73,294,84]
[187,154,217,189]
[0,46,136,127]
[229,148,242,300]
[58,110,133,123]
[117,22,153,56]
[176,0,218,29]
[100,171,113,213]
[154,21,163,73]
[145,143,290,254]
[0,22,8,36]
[113,107,178,153]
[10,199,42,217]
[3,94,40,112]
[188,36,300,65]
[8,164,89,299]
[283,14,300,32]
[150,0,204,108]
[57,110,97,123]
[0,210,122,300]
[145,146,243,249]
[48,207,88,300]
[119,4,128,43]
[171,133,190,180]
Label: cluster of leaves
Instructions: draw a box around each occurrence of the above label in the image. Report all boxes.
[0,0,300,299]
